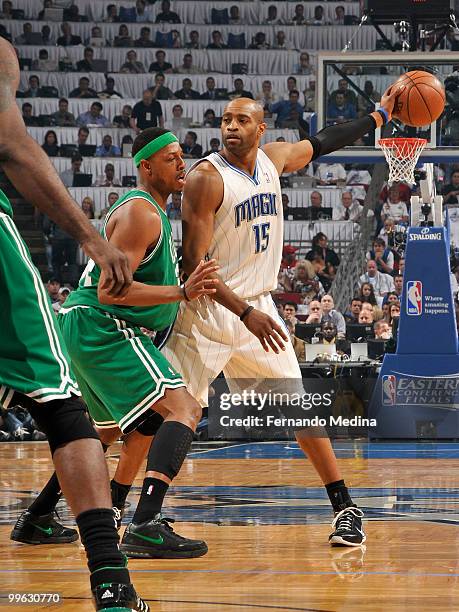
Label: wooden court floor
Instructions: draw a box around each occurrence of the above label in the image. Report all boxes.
[0,440,458,611]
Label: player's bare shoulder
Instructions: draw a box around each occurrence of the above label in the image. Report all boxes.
[184,160,224,213]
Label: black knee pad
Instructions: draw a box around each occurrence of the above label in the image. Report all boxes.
[136,412,164,436]
[25,394,99,455]
[146,421,194,480]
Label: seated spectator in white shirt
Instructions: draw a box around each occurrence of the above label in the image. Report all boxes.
[310,5,328,25]
[174,53,201,74]
[256,80,281,107]
[346,166,372,202]
[366,237,394,275]
[333,5,346,25]
[32,48,58,71]
[378,218,395,247]
[94,163,122,187]
[229,5,242,25]
[381,183,409,223]
[334,191,361,222]
[273,31,292,51]
[315,163,346,186]
[359,260,395,299]
[59,154,83,188]
[95,135,121,158]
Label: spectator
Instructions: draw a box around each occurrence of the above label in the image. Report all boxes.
[120,49,146,73]
[303,80,316,112]
[229,79,254,100]
[315,162,346,186]
[21,103,40,126]
[135,0,150,22]
[358,282,379,308]
[76,47,96,72]
[149,50,173,73]
[380,180,411,204]
[150,73,175,100]
[156,0,180,23]
[344,297,362,324]
[270,90,304,129]
[328,90,356,123]
[321,294,346,338]
[306,232,340,274]
[174,78,200,100]
[359,260,395,300]
[64,3,85,22]
[311,5,327,25]
[69,77,98,98]
[76,102,110,127]
[104,4,119,22]
[334,191,361,222]
[22,75,41,98]
[15,23,33,45]
[42,130,59,157]
[46,277,61,304]
[130,89,164,132]
[366,237,394,275]
[332,78,358,107]
[306,300,323,324]
[286,259,323,296]
[135,26,155,47]
[174,53,201,74]
[291,4,307,25]
[170,103,185,125]
[201,76,228,100]
[207,30,227,50]
[99,191,120,219]
[77,126,90,149]
[43,215,79,286]
[166,192,182,220]
[50,98,76,126]
[0,0,13,19]
[59,153,83,188]
[374,320,392,340]
[294,52,315,76]
[310,253,334,293]
[114,24,133,48]
[185,30,201,50]
[285,76,298,98]
[388,302,401,325]
[86,25,107,47]
[320,321,338,346]
[333,5,346,25]
[180,131,202,159]
[32,48,58,71]
[394,274,403,298]
[229,5,242,25]
[442,170,459,204]
[98,77,123,99]
[357,80,381,116]
[347,164,372,202]
[96,134,121,157]
[265,5,281,25]
[284,319,306,361]
[94,162,122,187]
[309,191,322,210]
[113,104,132,128]
[40,24,54,45]
[358,309,374,325]
[203,137,221,157]
[256,80,281,107]
[57,22,82,46]
[283,302,298,327]
[273,31,291,51]
[81,196,95,219]
[381,184,409,223]
[249,32,270,50]
[200,109,217,128]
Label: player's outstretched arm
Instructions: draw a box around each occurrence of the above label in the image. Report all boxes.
[98,198,218,305]
[0,39,132,296]
[182,163,288,353]
[263,85,402,175]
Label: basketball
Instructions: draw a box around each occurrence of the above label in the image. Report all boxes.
[392,70,445,127]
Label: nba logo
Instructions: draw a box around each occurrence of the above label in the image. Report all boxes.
[382,375,396,405]
[406,281,422,316]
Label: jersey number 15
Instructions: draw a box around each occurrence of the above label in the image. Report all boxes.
[253,222,270,254]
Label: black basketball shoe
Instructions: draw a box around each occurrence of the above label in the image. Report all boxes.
[329,507,366,547]
[120,514,208,559]
[93,582,149,611]
[11,510,79,545]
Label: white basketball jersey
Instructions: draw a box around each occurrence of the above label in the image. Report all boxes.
[202,149,283,299]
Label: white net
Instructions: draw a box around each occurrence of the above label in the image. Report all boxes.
[379,138,427,185]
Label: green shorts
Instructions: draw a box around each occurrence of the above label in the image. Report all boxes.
[0,213,79,406]
[58,305,185,433]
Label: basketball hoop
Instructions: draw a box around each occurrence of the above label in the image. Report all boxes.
[379,138,427,185]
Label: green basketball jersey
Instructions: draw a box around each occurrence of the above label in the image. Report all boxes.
[64,189,180,331]
[0,188,13,217]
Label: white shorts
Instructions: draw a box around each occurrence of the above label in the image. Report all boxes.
[163,293,302,406]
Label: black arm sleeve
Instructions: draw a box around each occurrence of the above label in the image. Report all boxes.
[308,114,378,161]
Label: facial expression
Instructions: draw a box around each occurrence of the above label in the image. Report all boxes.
[310,191,322,207]
[367,261,377,276]
[141,142,186,193]
[221,99,265,154]
[351,299,362,315]
[321,295,334,312]
[322,321,336,341]
[342,191,353,207]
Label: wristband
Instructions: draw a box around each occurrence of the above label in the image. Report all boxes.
[240,305,254,322]
[181,283,190,302]
[377,107,390,124]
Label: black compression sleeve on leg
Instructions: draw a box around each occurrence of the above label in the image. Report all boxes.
[309,114,378,161]
[146,421,194,480]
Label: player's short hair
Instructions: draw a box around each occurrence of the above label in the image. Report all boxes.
[132,127,172,158]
